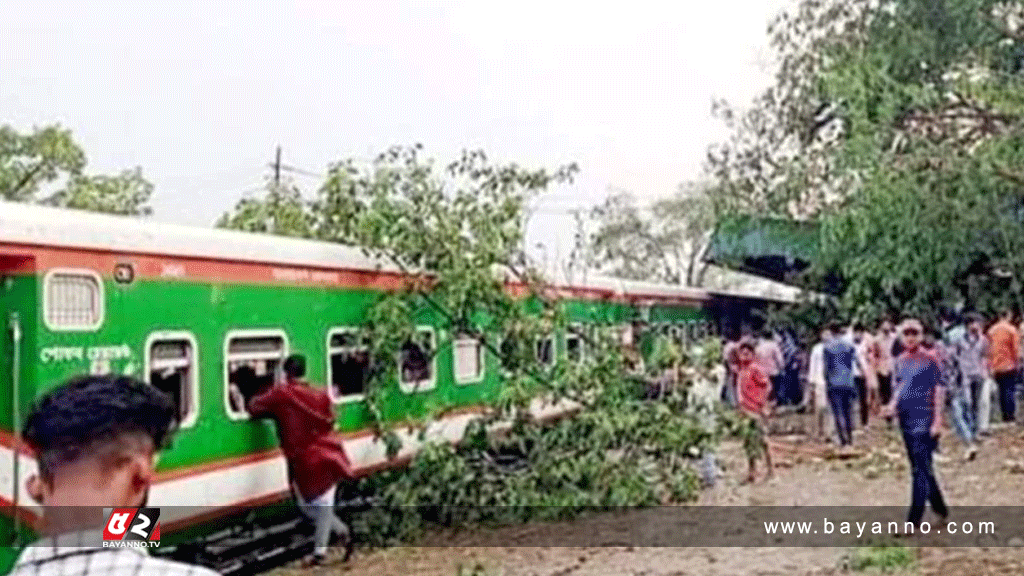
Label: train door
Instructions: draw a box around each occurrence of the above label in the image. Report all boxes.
[0,255,33,545]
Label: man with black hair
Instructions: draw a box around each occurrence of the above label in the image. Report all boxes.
[240,353,353,567]
[987,308,1021,422]
[11,374,220,575]
[824,320,867,446]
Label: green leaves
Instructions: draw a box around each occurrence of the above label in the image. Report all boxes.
[0,124,85,202]
[711,0,1024,318]
[0,124,154,216]
[216,179,314,237]
[44,167,153,216]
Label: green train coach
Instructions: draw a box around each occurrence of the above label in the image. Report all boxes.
[0,200,794,571]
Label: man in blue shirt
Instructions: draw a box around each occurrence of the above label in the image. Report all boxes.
[823,321,859,446]
[884,318,948,530]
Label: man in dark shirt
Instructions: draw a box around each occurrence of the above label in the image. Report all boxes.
[823,321,860,446]
[884,318,948,530]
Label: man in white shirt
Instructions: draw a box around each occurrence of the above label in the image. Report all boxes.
[11,375,220,576]
[807,326,833,440]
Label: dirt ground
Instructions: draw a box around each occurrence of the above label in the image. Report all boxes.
[271,415,1024,576]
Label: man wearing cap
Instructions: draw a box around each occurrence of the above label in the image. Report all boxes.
[884,319,948,530]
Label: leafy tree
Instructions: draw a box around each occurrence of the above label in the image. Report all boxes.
[0,124,154,215]
[215,177,314,237]
[220,146,725,535]
[0,125,86,202]
[710,0,1024,322]
[43,167,154,216]
[587,182,715,286]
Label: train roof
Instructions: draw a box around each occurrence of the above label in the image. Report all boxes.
[0,200,799,303]
[0,198,395,273]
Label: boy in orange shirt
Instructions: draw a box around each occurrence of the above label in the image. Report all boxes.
[737,341,774,483]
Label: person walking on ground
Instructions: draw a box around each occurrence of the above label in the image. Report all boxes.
[755,329,785,404]
[14,375,221,576]
[736,341,774,483]
[852,323,879,427]
[876,319,897,427]
[883,318,949,532]
[986,308,1021,423]
[824,321,864,447]
[952,313,987,460]
[722,330,742,408]
[808,326,832,441]
[239,354,354,567]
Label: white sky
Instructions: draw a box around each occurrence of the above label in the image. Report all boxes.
[2,0,791,271]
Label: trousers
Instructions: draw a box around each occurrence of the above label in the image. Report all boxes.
[295,483,349,556]
[900,429,947,526]
[828,387,855,446]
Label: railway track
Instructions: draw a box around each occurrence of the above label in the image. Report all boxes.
[157,496,380,575]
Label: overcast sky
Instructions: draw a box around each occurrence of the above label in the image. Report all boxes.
[2,0,791,270]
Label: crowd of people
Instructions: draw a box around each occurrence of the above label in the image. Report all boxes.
[722,309,1024,530]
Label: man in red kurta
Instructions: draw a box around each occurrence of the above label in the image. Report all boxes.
[244,354,354,566]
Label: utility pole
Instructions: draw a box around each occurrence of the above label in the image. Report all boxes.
[272,145,282,188]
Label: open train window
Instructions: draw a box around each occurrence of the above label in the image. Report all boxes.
[565,327,583,362]
[454,333,484,384]
[224,330,288,419]
[328,328,371,402]
[535,335,554,367]
[399,327,436,393]
[43,269,104,331]
[146,333,199,428]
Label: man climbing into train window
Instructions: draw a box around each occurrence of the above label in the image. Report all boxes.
[14,374,221,576]
[238,353,355,567]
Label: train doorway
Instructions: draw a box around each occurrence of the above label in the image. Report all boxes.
[0,254,34,546]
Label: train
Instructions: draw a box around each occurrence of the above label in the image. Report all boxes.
[0,200,796,572]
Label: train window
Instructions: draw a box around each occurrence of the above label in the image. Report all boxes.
[327,328,371,402]
[224,330,288,419]
[454,334,484,384]
[535,336,554,367]
[399,328,436,393]
[146,333,198,428]
[43,269,104,331]
[565,327,583,362]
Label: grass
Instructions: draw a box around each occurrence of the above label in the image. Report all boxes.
[845,545,917,573]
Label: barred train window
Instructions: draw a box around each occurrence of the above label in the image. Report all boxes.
[328,329,371,401]
[45,271,103,330]
[148,336,198,427]
[454,334,484,384]
[400,328,436,393]
[226,333,286,416]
